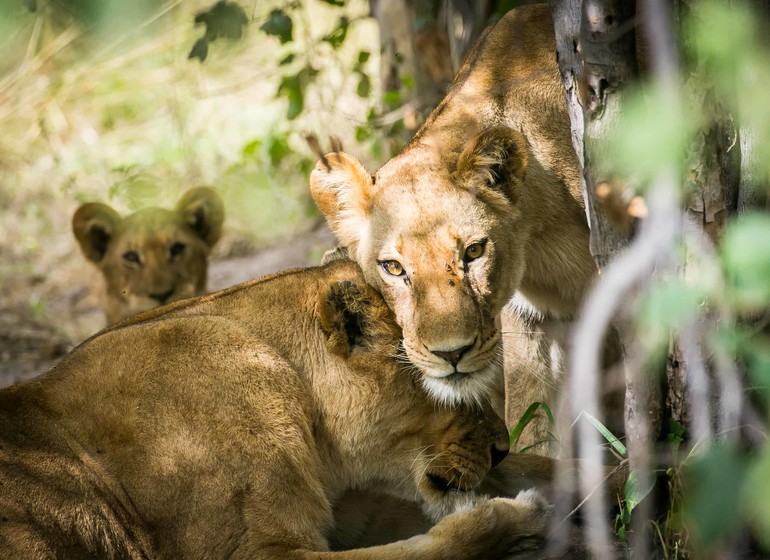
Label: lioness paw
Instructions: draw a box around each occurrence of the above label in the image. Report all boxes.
[489,489,551,551]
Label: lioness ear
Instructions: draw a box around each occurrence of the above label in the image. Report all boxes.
[309,152,374,250]
[72,203,122,263]
[176,187,225,247]
[455,127,529,204]
[318,280,397,358]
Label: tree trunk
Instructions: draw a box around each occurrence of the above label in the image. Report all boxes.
[368,0,512,144]
[550,0,655,454]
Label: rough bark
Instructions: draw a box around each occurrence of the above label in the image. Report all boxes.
[369,0,509,138]
[578,0,638,268]
[551,0,655,452]
[368,0,453,144]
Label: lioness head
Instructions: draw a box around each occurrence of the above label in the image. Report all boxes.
[310,128,528,406]
[317,272,510,518]
[72,187,224,324]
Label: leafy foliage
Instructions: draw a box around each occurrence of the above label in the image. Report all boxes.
[260,9,293,44]
[605,1,770,554]
[508,401,555,451]
[189,1,249,62]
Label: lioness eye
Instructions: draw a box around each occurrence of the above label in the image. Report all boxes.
[123,250,141,265]
[169,242,186,259]
[464,242,485,262]
[463,242,484,262]
[381,260,405,277]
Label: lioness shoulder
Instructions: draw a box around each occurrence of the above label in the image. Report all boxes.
[72,186,224,325]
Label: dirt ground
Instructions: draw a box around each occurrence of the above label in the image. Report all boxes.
[0,222,337,388]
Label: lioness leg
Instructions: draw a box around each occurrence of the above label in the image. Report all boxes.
[329,454,626,552]
[303,491,549,560]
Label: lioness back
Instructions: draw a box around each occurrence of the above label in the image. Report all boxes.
[72,187,224,325]
[0,259,550,560]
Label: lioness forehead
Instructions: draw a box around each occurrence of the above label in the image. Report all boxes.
[120,207,180,231]
[369,179,497,243]
[113,209,192,248]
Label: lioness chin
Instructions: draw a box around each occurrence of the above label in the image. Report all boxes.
[0,259,551,560]
[72,186,224,325]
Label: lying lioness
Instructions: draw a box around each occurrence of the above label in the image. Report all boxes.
[0,259,550,559]
[72,187,225,325]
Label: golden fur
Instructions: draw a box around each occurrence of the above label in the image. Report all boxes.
[72,187,224,325]
[0,259,554,559]
[309,5,598,447]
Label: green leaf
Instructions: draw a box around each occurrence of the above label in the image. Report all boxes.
[188,37,209,62]
[268,136,290,166]
[355,126,370,142]
[721,212,770,311]
[356,73,371,98]
[581,411,627,457]
[241,139,261,158]
[607,83,697,184]
[688,444,746,545]
[322,17,348,50]
[686,2,756,73]
[260,9,293,44]
[744,442,770,548]
[509,401,554,448]
[279,53,295,66]
[624,470,655,513]
[357,50,370,64]
[620,507,631,525]
[382,89,401,107]
[194,1,248,41]
[637,277,705,356]
[277,75,303,120]
[318,0,345,5]
[275,64,318,120]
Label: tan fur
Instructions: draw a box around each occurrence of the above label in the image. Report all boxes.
[309,5,596,413]
[72,187,224,325]
[0,259,554,559]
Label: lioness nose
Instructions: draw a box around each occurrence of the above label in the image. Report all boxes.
[432,343,474,366]
[149,288,174,304]
[490,440,510,468]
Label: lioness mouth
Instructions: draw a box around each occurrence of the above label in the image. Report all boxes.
[440,371,468,383]
[426,473,469,493]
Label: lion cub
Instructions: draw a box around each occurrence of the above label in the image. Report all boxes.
[0,259,549,559]
[72,187,224,324]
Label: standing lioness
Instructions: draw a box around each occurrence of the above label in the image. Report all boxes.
[310,5,598,446]
[0,259,550,559]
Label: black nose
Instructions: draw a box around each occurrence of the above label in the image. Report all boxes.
[490,441,510,468]
[149,288,174,304]
[432,343,474,366]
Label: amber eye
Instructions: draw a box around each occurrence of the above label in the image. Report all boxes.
[123,250,141,265]
[169,242,186,259]
[464,242,485,262]
[381,260,405,277]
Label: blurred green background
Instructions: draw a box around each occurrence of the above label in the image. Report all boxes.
[0,0,380,341]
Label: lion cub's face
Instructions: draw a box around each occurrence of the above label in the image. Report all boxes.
[72,187,224,325]
[310,128,529,406]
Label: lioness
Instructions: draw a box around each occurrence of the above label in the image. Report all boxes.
[0,259,551,559]
[309,5,596,439]
[72,186,225,325]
